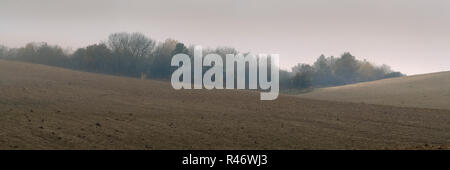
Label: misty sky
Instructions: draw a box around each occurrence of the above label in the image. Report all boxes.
[1,0,449,75]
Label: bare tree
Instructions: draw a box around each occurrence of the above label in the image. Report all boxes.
[107,32,156,76]
[107,32,155,58]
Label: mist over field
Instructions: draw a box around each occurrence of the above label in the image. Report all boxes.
[1,0,450,75]
[1,0,450,150]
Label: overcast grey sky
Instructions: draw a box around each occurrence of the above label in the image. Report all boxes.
[1,0,449,75]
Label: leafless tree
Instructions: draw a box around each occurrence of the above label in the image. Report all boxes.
[107,32,155,59]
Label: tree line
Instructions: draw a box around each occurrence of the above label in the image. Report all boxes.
[0,32,404,90]
[279,53,405,89]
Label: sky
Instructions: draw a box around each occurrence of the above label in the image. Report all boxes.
[1,0,449,75]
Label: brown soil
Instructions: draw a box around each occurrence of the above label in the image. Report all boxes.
[1,59,450,150]
[299,71,450,110]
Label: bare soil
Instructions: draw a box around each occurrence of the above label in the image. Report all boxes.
[1,59,450,149]
[299,71,450,110]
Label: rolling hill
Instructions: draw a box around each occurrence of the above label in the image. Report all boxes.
[1,59,450,149]
[299,71,450,110]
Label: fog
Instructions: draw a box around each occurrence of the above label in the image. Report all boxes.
[1,0,450,75]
